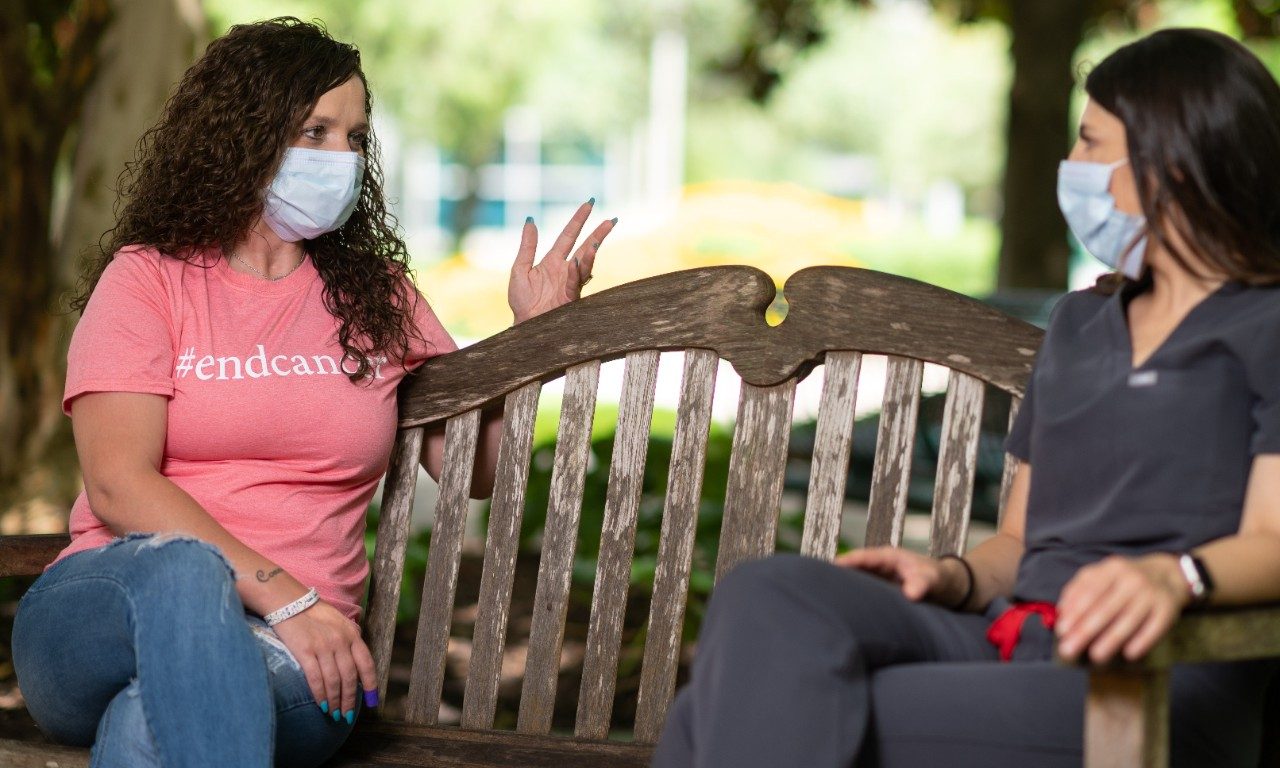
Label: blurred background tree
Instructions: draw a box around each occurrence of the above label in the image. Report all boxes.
[0,0,203,533]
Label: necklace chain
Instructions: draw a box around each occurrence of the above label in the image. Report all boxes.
[232,251,303,281]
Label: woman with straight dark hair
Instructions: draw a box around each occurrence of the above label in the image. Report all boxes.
[11,17,615,768]
[652,27,1280,767]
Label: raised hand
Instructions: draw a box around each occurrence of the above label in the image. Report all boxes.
[508,199,617,324]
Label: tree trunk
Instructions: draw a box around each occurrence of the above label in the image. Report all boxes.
[450,165,484,255]
[0,0,205,534]
[996,0,1087,291]
[0,1,110,533]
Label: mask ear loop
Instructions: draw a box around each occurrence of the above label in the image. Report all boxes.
[1109,157,1147,279]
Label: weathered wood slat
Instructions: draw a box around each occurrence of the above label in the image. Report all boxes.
[398,267,1039,426]
[864,357,924,548]
[462,383,542,730]
[998,396,1022,527]
[0,533,69,577]
[406,409,482,725]
[366,426,426,696]
[332,721,652,768]
[801,352,862,560]
[576,351,661,740]
[634,349,719,744]
[1084,669,1169,768]
[714,380,797,582]
[928,371,986,557]
[517,362,602,734]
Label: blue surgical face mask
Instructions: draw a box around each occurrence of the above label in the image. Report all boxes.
[263,147,366,242]
[1057,158,1147,279]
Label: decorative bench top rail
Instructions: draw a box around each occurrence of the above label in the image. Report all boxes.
[398,265,1043,427]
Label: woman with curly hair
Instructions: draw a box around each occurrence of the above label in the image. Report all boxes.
[10,17,614,768]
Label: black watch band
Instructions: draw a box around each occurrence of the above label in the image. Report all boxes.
[1177,553,1215,604]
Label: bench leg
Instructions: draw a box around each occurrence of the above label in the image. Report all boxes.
[1085,667,1169,768]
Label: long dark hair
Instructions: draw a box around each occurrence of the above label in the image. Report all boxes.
[1085,27,1280,288]
[74,17,421,381]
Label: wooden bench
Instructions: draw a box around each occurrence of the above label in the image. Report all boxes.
[2,265,1278,768]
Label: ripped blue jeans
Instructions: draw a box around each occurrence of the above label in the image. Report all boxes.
[11,532,361,768]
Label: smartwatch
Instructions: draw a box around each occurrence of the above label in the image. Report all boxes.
[1177,553,1215,605]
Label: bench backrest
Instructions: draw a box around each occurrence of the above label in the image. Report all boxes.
[361,264,1042,743]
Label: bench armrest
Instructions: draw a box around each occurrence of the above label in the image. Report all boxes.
[1138,604,1280,669]
[0,533,70,577]
[1066,605,1280,767]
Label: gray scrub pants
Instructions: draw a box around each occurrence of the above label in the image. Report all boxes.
[651,554,1274,768]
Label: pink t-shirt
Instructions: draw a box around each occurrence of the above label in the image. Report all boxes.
[55,246,457,622]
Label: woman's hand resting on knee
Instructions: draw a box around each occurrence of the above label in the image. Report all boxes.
[1055,554,1189,664]
[835,548,971,608]
[272,600,379,719]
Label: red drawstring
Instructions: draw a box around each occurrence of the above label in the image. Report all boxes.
[986,602,1057,662]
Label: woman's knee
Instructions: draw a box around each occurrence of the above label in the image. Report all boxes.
[127,534,234,579]
[705,553,846,633]
[712,553,862,610]
[123,535,242,616]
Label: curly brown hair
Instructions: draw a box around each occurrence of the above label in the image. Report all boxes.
[73,17,422,381]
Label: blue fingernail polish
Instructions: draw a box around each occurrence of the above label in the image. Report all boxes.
[345,710,355,724]
[525,216,533,224]
[319,701,329,713]
[364,690,380,708]
[587,197,596,205]
[611,217,618,224]
[332,710,341,722]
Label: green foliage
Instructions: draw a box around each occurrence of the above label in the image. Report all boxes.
[843,217,1000,296]
[769,5,1011,200]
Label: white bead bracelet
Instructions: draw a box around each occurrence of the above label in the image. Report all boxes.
[264,587,320,626]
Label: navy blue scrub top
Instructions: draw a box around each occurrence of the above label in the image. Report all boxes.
[1006,279,1280,603]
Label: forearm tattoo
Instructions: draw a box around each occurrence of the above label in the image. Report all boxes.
[256,567,284,583]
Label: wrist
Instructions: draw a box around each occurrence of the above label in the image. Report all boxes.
[240,574,308,618]
[264,587,320,626]
[1175,552,1214,606]
[1146,553,1195,608]
[936,554,975,610]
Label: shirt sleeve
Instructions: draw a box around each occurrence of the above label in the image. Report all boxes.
[63,248,177,415]
[403,283,459,371]
[1246,307,1280,455]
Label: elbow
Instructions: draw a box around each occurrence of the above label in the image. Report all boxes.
[83,478,128,530]
[81,467,152,531]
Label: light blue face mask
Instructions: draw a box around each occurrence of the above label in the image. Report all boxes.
[1057,158,1147,279]
[263,147,366,242]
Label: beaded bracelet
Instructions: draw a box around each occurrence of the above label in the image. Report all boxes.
[938,554,975,611]
[264,587,320,626]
